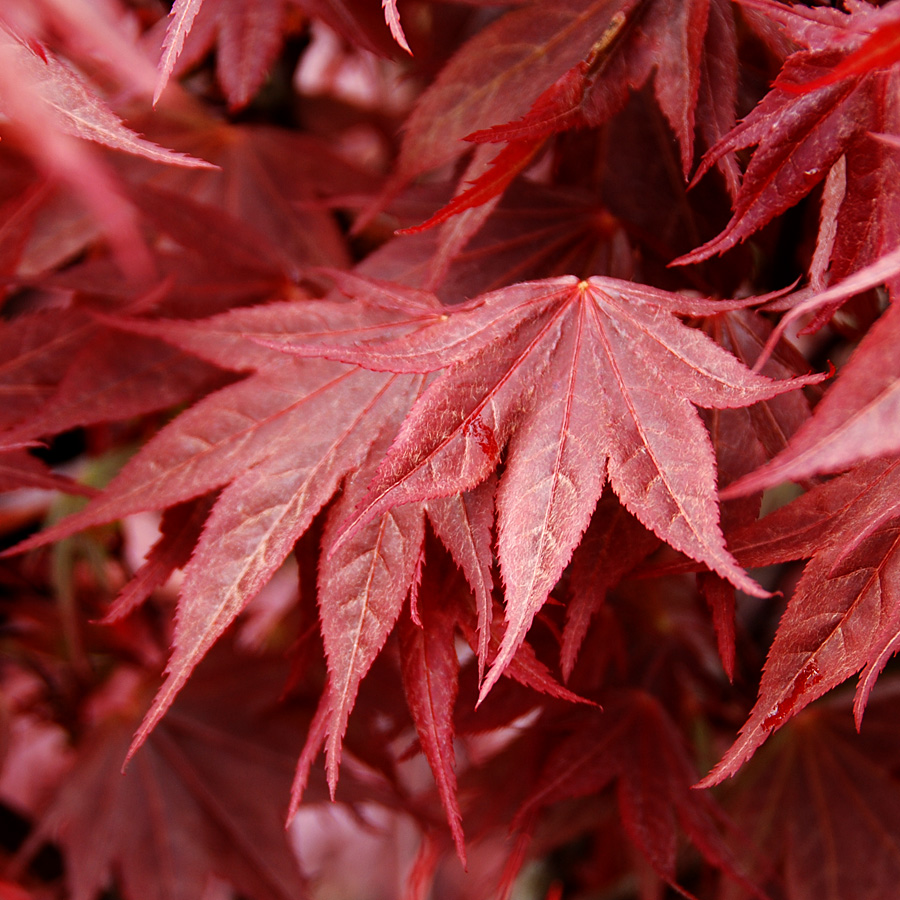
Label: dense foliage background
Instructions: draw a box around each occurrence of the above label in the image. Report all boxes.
[1,1,899,898]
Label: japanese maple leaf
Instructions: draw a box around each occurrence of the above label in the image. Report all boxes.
[721,682,900,900]
[295,414,427,803]
[8,296,433,759]
[268,274,820,696]
[508,693,756,898]
[33,650,306,900]
[400,0,741,231]
[678,0,900,278]
[700,455,900,786]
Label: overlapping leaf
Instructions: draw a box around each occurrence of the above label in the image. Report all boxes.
[33,651,306,900]
[8,297,434,757]
[724,296,900,495]
[268,274,820,694]
[508,693,755,898]
[679,0,900,274]
[701,455,900,785]
[400,0,740,230]
[720,681,900,900]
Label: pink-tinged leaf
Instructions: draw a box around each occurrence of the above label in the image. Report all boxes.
[724,300,900,497]
[753,241,900,371]
[23,0,159,94]
[289,689,331,819]
[6,297,410,553]
[701,458,900,786]
[127,369,422,760]
[0,33,212,168]
[399,570,465,863]
[0,32,149,276]
[426,478,496,676]
[155,0,205,105]
[382,0,411,54]
[315,276,820,690]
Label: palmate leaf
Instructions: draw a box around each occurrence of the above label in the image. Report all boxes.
[507,693,757,898]
[268,275,821,695]
[33,649,306,900]
[720,681,900,900]
[7,298,431,760]
[401,0,740,231]
[679,0,900,274]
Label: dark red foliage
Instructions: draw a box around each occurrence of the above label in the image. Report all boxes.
[1,2,900,899]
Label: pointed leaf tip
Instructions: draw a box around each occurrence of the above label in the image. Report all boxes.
[383,0,412,55]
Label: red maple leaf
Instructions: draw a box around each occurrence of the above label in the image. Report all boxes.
[722,680,900,900]
[400,0,741,232]
[30,649,307,900]
[701,455,900,785]
[678,0,900,282]
[266,274,821,696]
[6,296,431,762]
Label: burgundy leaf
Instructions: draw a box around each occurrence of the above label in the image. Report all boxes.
[702,457,900,785]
